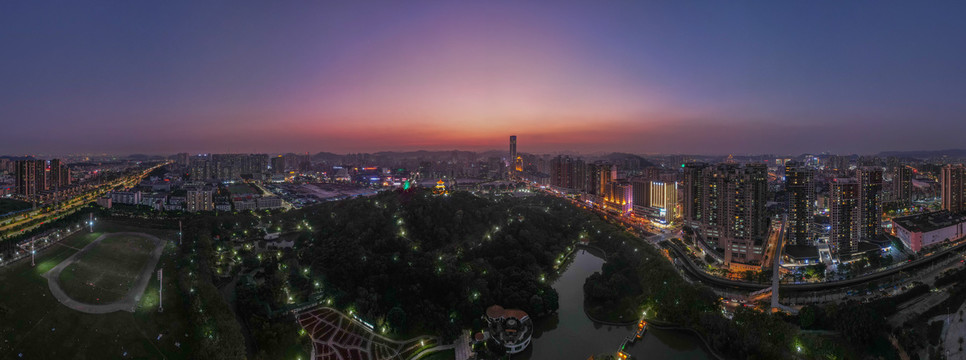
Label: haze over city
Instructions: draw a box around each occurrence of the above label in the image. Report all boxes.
[3,1,966,155]
[6,3,966,360]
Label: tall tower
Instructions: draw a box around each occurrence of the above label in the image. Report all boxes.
[941,164,965,213]
[509,135,517,166]
[785,161,815,245]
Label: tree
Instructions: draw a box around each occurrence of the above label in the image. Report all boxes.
[387,306,407,332]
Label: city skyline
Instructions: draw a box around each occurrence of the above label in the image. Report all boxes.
[3,2,966,155]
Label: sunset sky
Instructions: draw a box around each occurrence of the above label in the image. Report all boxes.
[2,1,966,155]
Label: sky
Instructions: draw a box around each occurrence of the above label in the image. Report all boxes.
[2,1,966,156]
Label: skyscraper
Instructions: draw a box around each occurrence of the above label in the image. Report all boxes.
[509,135,517,166]
[941,164,965,213]
[785,161,815,245]
[829,178,859,256]
[856,167,883,241]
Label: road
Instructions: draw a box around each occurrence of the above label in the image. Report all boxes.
[0,162,166,238]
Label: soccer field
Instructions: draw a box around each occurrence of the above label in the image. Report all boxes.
[57,234,156,304]
[0,222,191,359]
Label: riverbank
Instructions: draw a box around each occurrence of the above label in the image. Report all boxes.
[582,307,726,360]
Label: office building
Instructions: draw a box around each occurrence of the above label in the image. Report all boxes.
[942,164,965,213]
[785,161,815,245]
[509,135,517,167]
[649,181,678,225]
[603,181,632,214]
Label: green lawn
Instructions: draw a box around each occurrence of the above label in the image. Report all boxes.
[419,348,456,360]
[58,234,156,304]
[0,198,31,215]
[0,222,192,359]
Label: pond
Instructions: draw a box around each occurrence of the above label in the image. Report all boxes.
[515,249,713,360]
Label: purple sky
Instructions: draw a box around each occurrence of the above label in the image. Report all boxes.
[2,1,965,156]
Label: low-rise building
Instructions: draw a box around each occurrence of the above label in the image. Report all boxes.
[256,196,283,210]
[893,210,966,252]
[111,190,142,205]
[484,305,532,354]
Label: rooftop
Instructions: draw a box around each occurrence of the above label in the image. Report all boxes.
[893,210,966,233]
[784,245,819,260]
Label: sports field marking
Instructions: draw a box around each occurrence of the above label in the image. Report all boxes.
[44,232,165,314]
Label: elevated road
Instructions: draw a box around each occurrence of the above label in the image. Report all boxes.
[666,236,966,293]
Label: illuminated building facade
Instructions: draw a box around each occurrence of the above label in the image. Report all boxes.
[785,161,815,245]
[649,181,678,225]
[603,181,633,214]
[829,178,859,256]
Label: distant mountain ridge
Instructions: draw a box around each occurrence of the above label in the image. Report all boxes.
[877,149,966,158]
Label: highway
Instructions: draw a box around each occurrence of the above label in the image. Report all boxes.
[0,162,167,238]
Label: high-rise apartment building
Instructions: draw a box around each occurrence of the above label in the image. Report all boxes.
[857,167,883,240]
[49,159,70,189]
[829,178,859,256]
[785,161,815,245]
[15,160,47,198]
[942,164,966,213]
[891,166,913,204]
[682,162,708,227]
[684,163,768,266]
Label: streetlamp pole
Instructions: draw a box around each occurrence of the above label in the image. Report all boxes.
[158,268,163,313]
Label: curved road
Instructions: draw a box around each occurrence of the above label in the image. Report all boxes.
[666,237,966,293]
[44,232,165,314]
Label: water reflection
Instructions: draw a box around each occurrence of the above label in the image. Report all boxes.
[515,250,711,360]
